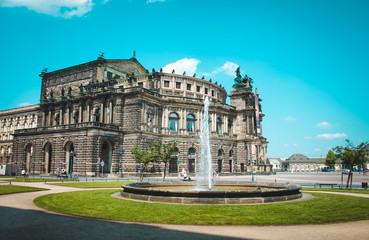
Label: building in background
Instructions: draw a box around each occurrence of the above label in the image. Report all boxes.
[268,158,284,172]
[0,53,271,176]
[282,154,343,172]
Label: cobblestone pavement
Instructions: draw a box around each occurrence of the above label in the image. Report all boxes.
[1,174,369,240]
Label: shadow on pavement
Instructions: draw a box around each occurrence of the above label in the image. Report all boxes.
[0,206,248,240]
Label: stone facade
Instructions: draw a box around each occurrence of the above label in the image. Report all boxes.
[0,54,271,176]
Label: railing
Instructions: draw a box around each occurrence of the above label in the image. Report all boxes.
[14,122,120,134]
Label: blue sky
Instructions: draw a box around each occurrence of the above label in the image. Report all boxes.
[0,0,368,158]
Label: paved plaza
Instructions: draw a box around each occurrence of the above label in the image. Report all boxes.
[1,172,369,240]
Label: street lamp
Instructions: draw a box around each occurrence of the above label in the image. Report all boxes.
[251,155,255,183]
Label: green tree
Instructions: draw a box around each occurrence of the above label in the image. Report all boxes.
[332,139,368,189]
[325,150,337,169]
[131,143,159,182]
[153,140,179,181]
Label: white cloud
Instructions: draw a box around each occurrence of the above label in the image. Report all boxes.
[1,0,94,18]
[284,144,289,147]
[314,148,321,152]
[284,116,297,121]
[317,133,347,140]
[18,102,31,107]
[317,121,331,129]
[304,136,312,139]
[293,143,298,147]
[162,58,200,76]
[147,0,165,3]
[203,61,239,77]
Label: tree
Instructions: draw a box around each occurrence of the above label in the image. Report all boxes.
[325,150,336,169]
[332,139,368,189]
[153,140,179,181]
[131,143,159,182]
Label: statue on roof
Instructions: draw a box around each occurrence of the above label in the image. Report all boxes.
[234,67,243,84]
[242,74,253,85]
[233,66,253,87]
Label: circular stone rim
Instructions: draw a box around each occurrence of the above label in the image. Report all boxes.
[121,181,302,205]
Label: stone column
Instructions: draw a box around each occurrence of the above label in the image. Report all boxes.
[79,105,82,123]
[100,103,104,123]
[109,101,113,123]
[66,108,70,125]
[42,112,46,127]
[60,109,63,125]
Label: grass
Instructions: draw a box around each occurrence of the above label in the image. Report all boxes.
[2,177,76,183]
[51,181,135,188]
[302,187,369,194]
[0,185,47,195]
[34,190,369,225]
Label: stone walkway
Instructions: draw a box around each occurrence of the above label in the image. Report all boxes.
[1,181,369,240]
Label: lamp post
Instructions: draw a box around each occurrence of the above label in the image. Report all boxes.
[251,155,255,183]
[10,152,13,177]
[118,146,123,176]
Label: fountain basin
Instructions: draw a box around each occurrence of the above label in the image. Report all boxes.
[121,181,302,204]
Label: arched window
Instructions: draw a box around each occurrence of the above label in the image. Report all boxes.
[188,148,196,156]
[169,113,179,132]
[94,108,101,122]
[216,118,222,135]
[228,118,233,135]
[186,114,195,132]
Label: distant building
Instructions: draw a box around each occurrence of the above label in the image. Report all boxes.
[282,154,343,172]
[268,158,284,172]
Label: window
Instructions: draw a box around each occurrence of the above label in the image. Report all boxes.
[164,81,170,87]
[94,108,101,122]
[196,86,201,92]
[216,118,222,134]
[187,114,195,132]
[228,118,233,135]
[169,113,179,132]
[205,88,208,94]
[187,84,191,91]
[176,82,181,89]
[211,90,215,96]
[107,71,113,80]
[138,82,143,88]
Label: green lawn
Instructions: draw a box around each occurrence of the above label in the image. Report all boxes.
[34,190,369,225]
[302,187,369,194]
[51,181,135,188]
[2,177,76,183]
[0,185,47,195]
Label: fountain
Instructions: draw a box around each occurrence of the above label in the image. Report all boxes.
[197,96,212,190]
[121,97,302,204]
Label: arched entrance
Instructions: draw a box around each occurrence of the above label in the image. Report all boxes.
[218,149,223,173]
[187,148,196,173]
[169,147,179,173]
[101,141,112,174]
[44,143,52,174]
[65,142,74,174]
[25,144,33,173]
